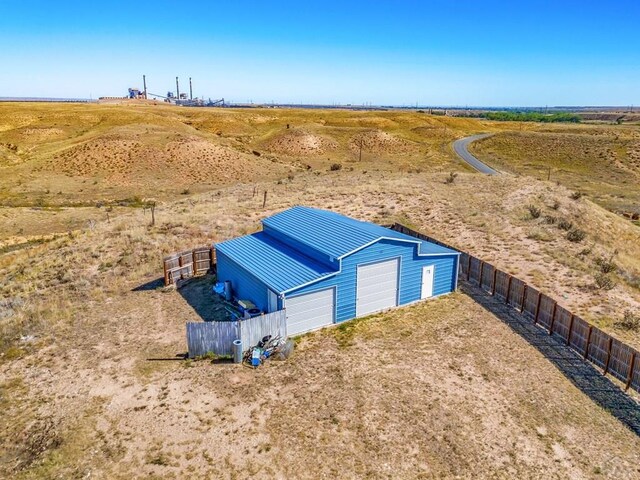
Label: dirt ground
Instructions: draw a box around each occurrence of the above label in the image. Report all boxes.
[2,284,640,479]
[1,104,640,478]
[0,171,639,478]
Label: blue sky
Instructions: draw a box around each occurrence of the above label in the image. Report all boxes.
[1,1,639,106]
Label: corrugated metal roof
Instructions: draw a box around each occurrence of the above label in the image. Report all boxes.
[215,231,336,294]
[262,206,457,258]
[216,207,458,294]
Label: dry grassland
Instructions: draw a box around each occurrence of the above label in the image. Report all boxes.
[469,127,640,214]
[1,103,640,478]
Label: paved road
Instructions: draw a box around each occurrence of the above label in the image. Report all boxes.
[452,133,499,175]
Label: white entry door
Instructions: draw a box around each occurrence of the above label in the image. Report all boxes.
[285,287,335,335]
[421,265,434,299]
[356,258,399,317]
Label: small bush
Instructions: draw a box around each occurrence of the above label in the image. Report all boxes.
[578,243,595,257]
[445,172,458,184]
[181,188,191,195]
[329,163,342,171]
[551,200,561,210]
[557,218,574,231]
[543,215,557,225]
[594,272,616,290]
[594,253,617,274]
[527,204,541,219]
[615,310,640,331]
[566,228,586,242]
[570,191,583,200]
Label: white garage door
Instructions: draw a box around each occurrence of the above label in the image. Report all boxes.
[356,258,399,317]
[285,287,335,335]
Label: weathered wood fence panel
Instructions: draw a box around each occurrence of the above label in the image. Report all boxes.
[569,317,590,354]
[390,224,640,394]
[507,277,525,309]
[608,341,634,383]
[587,328,611,370]
[523,287,540,319]
[186,310,287,358]
[551,306,572,341]
[240,310,287,350]
[494,270,510,300]
[480,263,495,293]
[186,321,237,357]
[536,295,556,330]
[164,246,216,286]
[469,257,482,284]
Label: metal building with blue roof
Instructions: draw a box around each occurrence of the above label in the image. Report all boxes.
[215,206,460,335]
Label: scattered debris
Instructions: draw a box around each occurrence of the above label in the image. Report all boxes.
[243,335,294,368]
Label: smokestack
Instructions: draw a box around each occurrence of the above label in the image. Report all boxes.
[189,77,193,100]
[176,76,180,100]
[143,74,147,99]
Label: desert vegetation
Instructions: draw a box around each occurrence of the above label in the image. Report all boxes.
[1,103,640,478]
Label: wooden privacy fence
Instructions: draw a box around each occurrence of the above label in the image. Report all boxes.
[186,310,287,358]
[163,246,216,286]
[391,223,640,394]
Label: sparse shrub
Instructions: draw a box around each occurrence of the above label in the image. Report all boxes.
[287,173,295,181]
[566,228,586,242]
[594,252,617,274]
[181,188,190,195]
[329,163,342,171]
[444,172,458,184]
[594,272,616,290]
[527,204,541,219]
[578,243,595,257]
[615,310,640,331]
[543,215,557,225]
[551,200,561,210]
[570,191,583,200]
[557,218,573,231]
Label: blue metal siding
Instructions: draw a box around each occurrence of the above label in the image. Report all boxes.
[216,250,270,312]
[287,239,458,322]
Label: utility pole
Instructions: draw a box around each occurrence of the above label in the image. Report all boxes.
[143,74,147,99]
[189,77,193,100]
[176,77,180,99]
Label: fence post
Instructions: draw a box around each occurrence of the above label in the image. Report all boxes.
[583,326,593,359]
[603,337,614,375]
[534,292,542,324]
[626,353,636,391]
[467,256,471,281]
[520,285,528,313]
[504,275,512,304]
[163,258,169,286]
[491,268,497,296]
[192,249,197,274]
[566,314,574,346]
[548,302,557,335]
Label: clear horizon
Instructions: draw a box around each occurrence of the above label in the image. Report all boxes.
[1,1,639,107]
